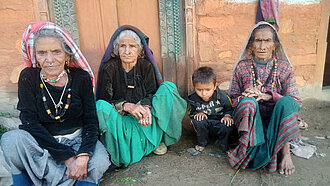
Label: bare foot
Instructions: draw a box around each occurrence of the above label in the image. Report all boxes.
[298,117,309,129]
[278,142,295,175]
[195,145,205,152]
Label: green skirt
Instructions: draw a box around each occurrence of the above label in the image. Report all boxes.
[96,81,187,167]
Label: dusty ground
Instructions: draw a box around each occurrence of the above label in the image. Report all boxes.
[0,91,329,185]
[100,98,330,186]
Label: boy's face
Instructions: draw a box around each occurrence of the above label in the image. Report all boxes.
[194,82,216,102]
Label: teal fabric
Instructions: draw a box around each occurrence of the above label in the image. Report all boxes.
[229,96,300,171]
[97,81,187,167]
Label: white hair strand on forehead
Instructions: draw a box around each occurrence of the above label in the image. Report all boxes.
[113,30,143,56]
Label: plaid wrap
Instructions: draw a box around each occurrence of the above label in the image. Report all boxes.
[21,22,95,86]
[228,97,300,171]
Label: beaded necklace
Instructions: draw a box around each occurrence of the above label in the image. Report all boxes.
[40,69,72,120]
[250,58,277,91]
[41,70,65,83]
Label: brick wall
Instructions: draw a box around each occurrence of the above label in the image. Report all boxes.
[0,0,35,91]
[195,0,322,89]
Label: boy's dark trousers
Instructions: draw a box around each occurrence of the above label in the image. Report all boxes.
[191,118,235,151]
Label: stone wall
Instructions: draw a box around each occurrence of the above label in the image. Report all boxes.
[194,0,323,89]
[0,0,35,91]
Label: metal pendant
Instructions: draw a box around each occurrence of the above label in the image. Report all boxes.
[55,101,63,115]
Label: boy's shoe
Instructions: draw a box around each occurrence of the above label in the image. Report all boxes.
[153,142,167,155]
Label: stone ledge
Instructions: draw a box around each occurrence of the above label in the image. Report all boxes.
[0,117,20,130]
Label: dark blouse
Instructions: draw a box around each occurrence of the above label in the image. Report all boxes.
[98,58,157,109]
[17,67,98,164]
[187,87,233,120]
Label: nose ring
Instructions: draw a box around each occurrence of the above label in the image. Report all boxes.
[261,49,265,52]
[49,63,54,67]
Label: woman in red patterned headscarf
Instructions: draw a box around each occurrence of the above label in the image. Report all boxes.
[1,22,109,186]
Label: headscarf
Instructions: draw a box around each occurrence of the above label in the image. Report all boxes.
[21,22,95,86]
[96,25,163,99]
[228,22,291,95]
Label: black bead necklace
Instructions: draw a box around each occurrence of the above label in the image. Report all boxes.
[40,69,72,120]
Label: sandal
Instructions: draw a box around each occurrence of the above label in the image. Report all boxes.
[153,142,167,155]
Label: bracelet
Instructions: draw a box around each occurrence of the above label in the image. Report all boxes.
[76,153,90,158]
[237,96,242,103]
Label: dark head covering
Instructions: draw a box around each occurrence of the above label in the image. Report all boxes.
[96,25,163,99]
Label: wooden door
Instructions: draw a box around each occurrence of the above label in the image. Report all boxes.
[74,0,161,77]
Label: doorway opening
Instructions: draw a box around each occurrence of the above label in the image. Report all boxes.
[322,16,330,88]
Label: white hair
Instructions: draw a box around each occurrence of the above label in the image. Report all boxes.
[113,30,143,56]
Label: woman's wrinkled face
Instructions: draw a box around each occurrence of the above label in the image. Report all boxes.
[118,35,141,65]
[35,37,69,77]
[251,28,276,61]
[194,82,217,102]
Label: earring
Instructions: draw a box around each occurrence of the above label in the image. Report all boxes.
[36,63,41,68]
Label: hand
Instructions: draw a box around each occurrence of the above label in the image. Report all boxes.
[221,115,234,126]
[242,86,261,98]
[138,106,152,127]
[242,86,272,102]
[255,92,272,101]
[65,155,89,180]
[123,102,149,120]
[194,112,208,121]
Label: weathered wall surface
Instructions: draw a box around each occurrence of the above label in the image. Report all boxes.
[0,0,327,95]
[0,0,35,91]
[194,0,324,90]
[0,0,161,91]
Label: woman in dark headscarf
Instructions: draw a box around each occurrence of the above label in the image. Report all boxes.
[96,25,187,167]
[228,22,301,175]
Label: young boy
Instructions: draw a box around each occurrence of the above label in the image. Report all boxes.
[187,67,235,153]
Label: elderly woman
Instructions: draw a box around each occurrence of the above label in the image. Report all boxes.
[228,22,301,175]
[96,25,187,167]
[0,22,110,186]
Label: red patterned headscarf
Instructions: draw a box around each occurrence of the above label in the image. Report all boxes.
[21,22,95,87]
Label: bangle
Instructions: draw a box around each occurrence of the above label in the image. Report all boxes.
[122,102,127,110]
[237,96,242,102]
[76,153,89,158]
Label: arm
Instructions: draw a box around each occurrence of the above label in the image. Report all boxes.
[76,72,98,156]
[267,63,302,107]
[98,63,127,112]
[17,69,75,164]
[230,68,244,107]
[222,94,233,116]
[65,71,98,181]
[140,61,157,107]
[187,96,199,119]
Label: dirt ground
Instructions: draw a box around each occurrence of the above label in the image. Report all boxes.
[100,98,330,186]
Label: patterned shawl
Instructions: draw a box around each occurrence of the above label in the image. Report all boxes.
[96,25,163,99]
[21,22,95,86]
[228,21,291,95]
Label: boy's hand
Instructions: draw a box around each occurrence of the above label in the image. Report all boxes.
[221,115,234,126]
[194,112,208,121]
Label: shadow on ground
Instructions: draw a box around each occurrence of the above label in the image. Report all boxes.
[100,98,330,185]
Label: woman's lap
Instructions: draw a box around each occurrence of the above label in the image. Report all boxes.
[228,96,300,171]
[1,129,109,185]
[96,81,187,167]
